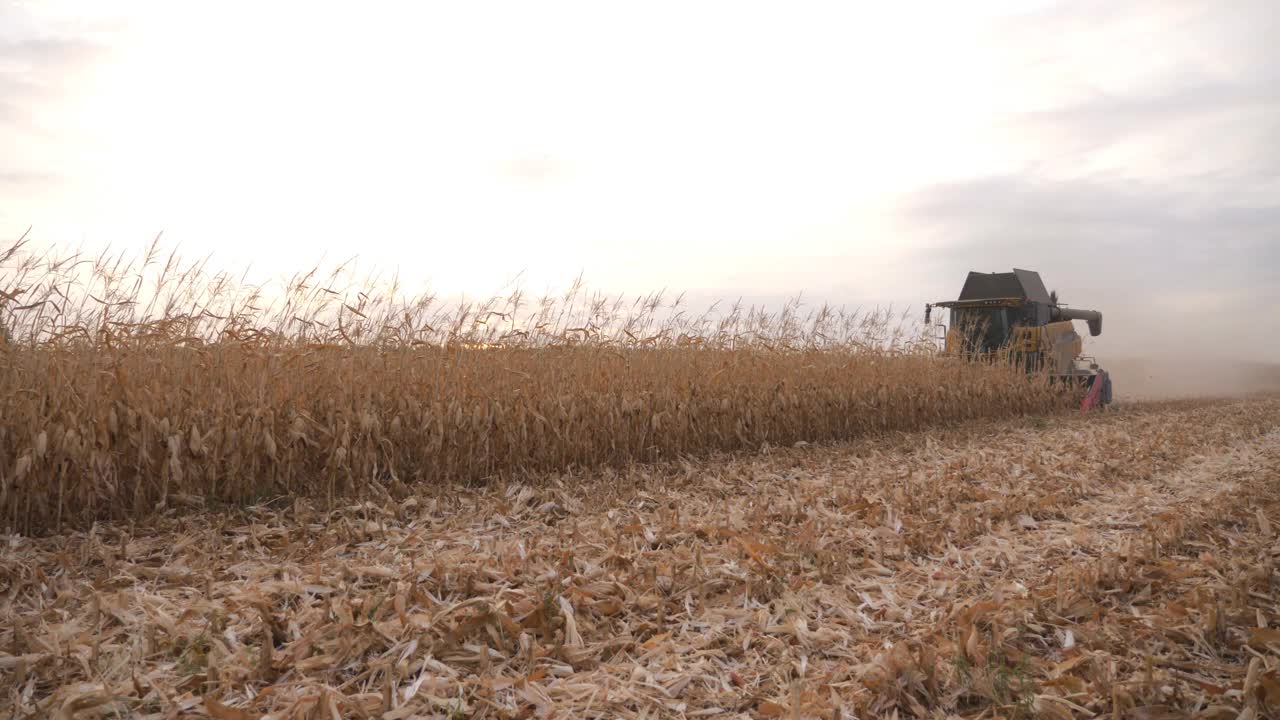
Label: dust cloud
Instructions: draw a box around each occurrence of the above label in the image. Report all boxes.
[1102,355,1280,400]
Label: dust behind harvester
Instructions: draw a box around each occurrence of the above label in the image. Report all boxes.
[926,268,1112,409]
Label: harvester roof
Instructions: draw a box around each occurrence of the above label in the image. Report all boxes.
[956,268,1052,303]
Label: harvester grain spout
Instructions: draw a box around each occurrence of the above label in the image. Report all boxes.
[1053,306,1102,336]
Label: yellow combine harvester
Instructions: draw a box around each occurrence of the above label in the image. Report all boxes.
[926,268,1113,409]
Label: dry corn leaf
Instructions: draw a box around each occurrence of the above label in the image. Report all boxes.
[203,697,257,720]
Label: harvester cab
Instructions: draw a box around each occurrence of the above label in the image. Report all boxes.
[925,269,1112,409]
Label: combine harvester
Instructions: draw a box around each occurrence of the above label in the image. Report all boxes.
[926,268,1113,411]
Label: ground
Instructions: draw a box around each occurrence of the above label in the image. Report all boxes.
[3,396,1279,719]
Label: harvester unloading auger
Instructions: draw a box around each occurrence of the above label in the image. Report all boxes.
[926,269,1113,411]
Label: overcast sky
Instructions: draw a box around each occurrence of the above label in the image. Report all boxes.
[2,0,1277,360]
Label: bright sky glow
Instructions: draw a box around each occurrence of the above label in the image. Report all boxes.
[2,0,1277,358]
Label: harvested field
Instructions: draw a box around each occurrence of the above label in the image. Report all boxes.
[4,395,1279,719]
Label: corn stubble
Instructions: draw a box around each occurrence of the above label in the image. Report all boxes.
[0,239,1071,533]
[4,395,1277,719]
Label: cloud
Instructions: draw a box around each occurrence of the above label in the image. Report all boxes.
[0,171,58,187]
[1010,85,1279,175]
[981,0,1280,181]
[0,35,105,131]
[0,8,114,230]
[892,0,1280,362]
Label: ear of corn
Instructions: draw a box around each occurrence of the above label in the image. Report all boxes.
[0,241,1072,533]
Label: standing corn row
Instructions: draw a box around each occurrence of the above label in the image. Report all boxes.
[0,243,1075,533]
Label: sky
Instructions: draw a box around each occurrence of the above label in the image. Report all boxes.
[2,0,1277,360]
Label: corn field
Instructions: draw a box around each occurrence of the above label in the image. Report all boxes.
[0,239,1073,533]
[4,238,1279,719]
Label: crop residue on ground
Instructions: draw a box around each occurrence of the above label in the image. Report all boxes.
[3,396,1278,718]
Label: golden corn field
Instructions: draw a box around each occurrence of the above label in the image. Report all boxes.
[0,240,1070,533]
[4,242,1280,719]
